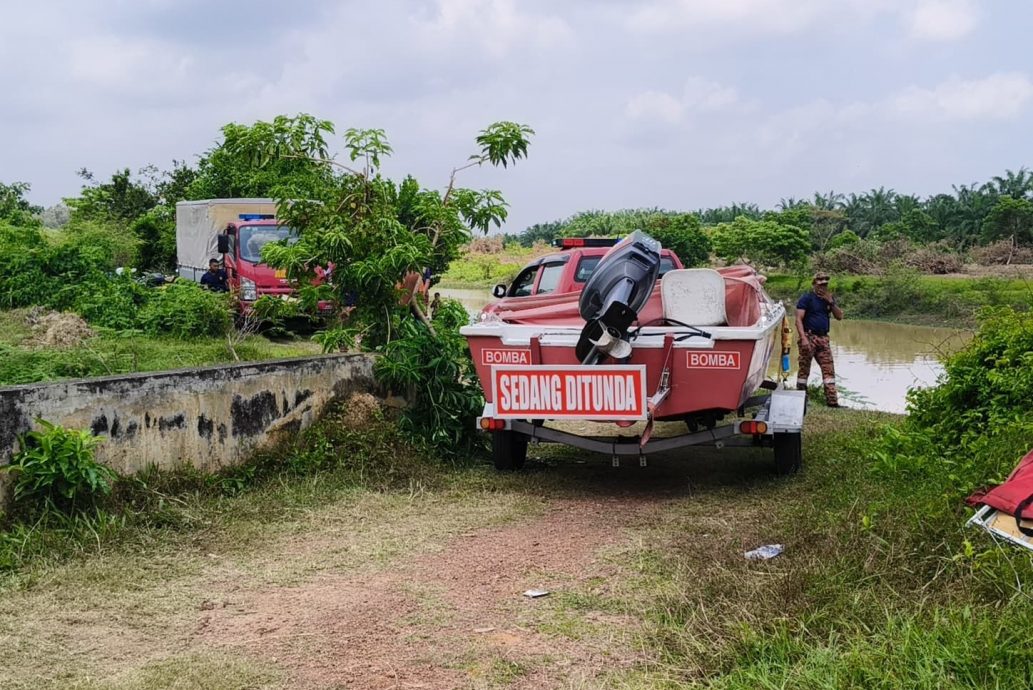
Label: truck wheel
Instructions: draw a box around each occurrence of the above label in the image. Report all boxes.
[773,432,802,475]
[492,430,528,471]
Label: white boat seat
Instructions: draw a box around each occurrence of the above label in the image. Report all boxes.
[660,269,727,326]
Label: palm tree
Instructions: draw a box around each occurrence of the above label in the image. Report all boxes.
[778,196,807,211]
[989,168,1033,199]
[812,190,845,211]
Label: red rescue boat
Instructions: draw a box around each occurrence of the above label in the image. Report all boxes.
[460,232,807,473]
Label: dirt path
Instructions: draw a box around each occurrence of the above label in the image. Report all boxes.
[198,495,663,688]
[0,441,787,690]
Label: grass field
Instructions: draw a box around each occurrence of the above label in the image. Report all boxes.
[0,309,323,387]
[1,408,1029,688]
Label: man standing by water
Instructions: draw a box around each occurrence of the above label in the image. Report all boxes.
[796,272,844,407]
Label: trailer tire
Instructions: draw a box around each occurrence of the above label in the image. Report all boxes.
[492,430,528,471]
[773,432,802,475]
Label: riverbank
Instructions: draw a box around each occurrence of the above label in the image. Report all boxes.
[441,270,1031,329]
[0,308,322,387]
[2,407,1030,688]
[765,271,1032,328]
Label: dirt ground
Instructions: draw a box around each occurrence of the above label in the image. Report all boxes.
[0,435,801,690]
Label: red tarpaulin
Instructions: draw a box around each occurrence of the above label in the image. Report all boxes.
[966,449,1033,532]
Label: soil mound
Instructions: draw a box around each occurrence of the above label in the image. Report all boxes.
[27,309,95,348]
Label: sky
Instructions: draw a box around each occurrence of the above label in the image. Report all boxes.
[3,0,1033,233]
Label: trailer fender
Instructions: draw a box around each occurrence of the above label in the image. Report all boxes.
[765,389,807,433]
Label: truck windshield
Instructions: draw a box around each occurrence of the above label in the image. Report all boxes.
[238,226,298,264]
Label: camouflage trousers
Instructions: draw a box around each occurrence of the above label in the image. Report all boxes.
[796,334,838,406]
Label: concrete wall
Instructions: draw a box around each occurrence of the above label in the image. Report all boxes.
[0,354,377,476]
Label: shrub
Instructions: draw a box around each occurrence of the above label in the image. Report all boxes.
[2,420,117,515]
[138,282,232,338]
[872,307,1033,495]
[645,214,711,267]
[70,275,150,330]
[0,224,51,308]
[374,299,483,459]
[710,217,810,268]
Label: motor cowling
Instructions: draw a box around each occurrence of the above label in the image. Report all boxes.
[576,230,661,364]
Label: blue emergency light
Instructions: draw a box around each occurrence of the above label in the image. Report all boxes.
[238,214,275,221]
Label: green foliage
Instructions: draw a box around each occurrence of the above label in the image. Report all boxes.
[3,420,117,515]
[0,181,42,227]
[441,254,520,286]
[0,223,51,308]
[374,300,484,458]
[827,229,860,249]
[982,196,1033,245]
[0,221,132,310]
[70,275,150,330]
[186,114,334,200]
[69,168,157,225]
[709,216,810,267]
[130,206,177,271]
[640,213,710,267]
[873,307,1033,495]
[138,282,232,338]
[515,221,563,247]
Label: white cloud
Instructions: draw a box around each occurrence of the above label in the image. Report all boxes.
[626,77,739,124]
[625,90,684,123]
[682,77,739,111]
[629,0,826,34]
[891,73,1033,120]
[908,0,977,41]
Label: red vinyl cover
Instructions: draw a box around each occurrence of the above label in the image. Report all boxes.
[966,449,1033,519]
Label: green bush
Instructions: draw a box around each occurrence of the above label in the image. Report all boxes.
[138,282,232,338]
[441,255,520,286]
[2,421,118,515]
[69,275,150,330]
[0,224,51,308]
[872,307,1033,495]
[710,217,810,268]
[374,299,483,458]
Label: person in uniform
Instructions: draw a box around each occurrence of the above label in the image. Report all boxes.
[200,258,228,292]
[795,272,844,407]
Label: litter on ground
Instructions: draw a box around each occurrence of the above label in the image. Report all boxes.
[744,544,784,561]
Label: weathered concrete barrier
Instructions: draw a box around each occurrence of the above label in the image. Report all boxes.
[0,354,377,475]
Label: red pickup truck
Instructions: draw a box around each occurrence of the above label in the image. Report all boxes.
[488,238,683,303]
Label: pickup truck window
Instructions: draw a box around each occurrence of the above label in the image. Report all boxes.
[510,266,538,297]
[574,255,677,283]
[574,257,600,282]
[536,262,565,294]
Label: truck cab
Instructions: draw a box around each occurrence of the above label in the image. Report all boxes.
[217,216,300,303]
[492,238,683,301]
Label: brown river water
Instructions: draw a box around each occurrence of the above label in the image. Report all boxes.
[439,287,970,414]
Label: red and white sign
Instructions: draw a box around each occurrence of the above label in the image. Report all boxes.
[491,365,647,420]
[480,348,531,366]
[686,351,741,369]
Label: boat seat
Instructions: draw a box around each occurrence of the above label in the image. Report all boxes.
[660,269,727,326]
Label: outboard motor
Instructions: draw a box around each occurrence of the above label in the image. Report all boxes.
[576,230,661,364]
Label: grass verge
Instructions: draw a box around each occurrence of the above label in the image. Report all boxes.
[0,308,322,387]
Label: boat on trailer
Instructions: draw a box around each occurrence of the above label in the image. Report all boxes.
[460,231,807,473]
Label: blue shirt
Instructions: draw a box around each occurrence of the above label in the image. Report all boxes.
[796,291,832,334]
[200,269,228,292]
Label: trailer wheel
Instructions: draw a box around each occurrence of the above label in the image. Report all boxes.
[773,432,802,475]
[492,430,528,471]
